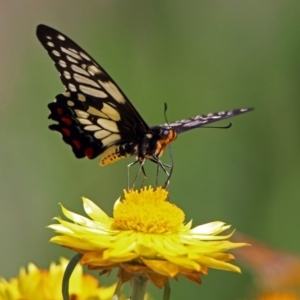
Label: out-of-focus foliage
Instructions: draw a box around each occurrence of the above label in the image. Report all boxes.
[1,1,300,299]
[233,232,300,299]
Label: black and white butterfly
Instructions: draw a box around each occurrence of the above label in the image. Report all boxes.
[36,24,253,186]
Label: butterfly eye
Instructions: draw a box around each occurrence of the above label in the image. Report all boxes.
[161,129,170,139]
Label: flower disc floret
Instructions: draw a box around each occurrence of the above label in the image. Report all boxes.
[113,186,184,233]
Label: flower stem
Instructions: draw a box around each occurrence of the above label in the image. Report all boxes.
[163,280,171,300]
[131,273,148,300]
[114,278,123,298]
[62,253,83,300]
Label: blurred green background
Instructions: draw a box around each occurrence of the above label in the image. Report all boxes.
[1,1,300,299]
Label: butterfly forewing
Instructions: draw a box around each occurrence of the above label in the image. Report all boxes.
[36,24,149,132]
[166,108,253,134]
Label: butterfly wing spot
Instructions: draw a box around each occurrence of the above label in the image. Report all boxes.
[60,47,81,60]
[79,85,107,98]
[61,117,72,125]
[69,48,78,54]
[56,108,63,115]
[85,147,94,158]
[77,118,92,125]
[52,50,60,57]
[101,133,122,147]
[59,60,67,68]
[72,140,81,149]
[101,103,121,121]
[97,118,119,133]
[47,42,54,47]
[84,125,101,131]
[68,83,76,92]
[74,109,89,119]
[66,55,78,64]
[74,73,100,88]
[63,71,71,80]
[67,100,75,106]
[57,34,65,41]
[62,128,71,136]
[80,52,91,61]
[77,93,86,102]
[94,130,110,139]
[87,106,107,118]
[87,65,101,75]
[71,64,89,76]
[98,79,126,104]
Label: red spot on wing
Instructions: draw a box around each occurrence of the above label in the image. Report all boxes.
[85,147,94,158]
[72,140,81,149]
[61,117,72,125]
[56,108,64,115]
[62,128,71,136]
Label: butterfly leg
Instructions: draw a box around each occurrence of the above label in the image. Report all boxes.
[127,159,139,190]
[164,144,174,189]
[127,158,147,190]
[139,163,147,189]
[150,156,173,189]
[159,159,173,189]
[156,161,160,187]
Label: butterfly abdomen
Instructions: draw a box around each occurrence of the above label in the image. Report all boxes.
[99,143,136,165]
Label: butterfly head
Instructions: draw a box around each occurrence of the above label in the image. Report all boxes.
[148,126,177,158]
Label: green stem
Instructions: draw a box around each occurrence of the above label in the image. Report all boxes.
[163,279,171,300]
[62,253,83,300]
[114,278,123,298]
[131,273,149,300]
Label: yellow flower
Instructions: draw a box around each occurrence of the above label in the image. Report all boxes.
[49,186,246,288]
[0,258,116,300]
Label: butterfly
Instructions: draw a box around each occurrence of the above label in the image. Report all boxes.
[36,24,253,186]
